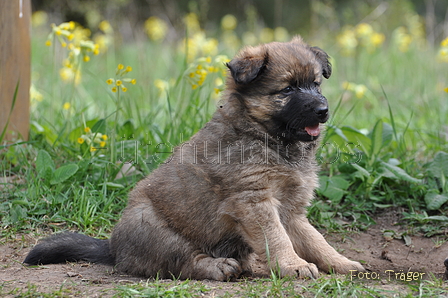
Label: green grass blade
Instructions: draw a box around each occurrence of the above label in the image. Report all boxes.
[0,80,20,143]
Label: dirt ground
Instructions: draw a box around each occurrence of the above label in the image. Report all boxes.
[1,209,447,297]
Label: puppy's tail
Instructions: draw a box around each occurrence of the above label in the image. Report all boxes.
[23,232,114,266]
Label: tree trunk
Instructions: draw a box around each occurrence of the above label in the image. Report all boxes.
[0,0,31,142]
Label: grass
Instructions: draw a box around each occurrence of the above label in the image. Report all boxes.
[1,7,448,297]
[4,275,446,297]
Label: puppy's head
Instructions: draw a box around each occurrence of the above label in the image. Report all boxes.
[226,36,331,142]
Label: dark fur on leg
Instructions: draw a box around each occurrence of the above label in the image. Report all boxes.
[24,232,114,265]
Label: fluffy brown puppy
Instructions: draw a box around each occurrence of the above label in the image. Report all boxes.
[24,36,365,281]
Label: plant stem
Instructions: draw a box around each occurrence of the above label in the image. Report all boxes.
[111,89,121,165]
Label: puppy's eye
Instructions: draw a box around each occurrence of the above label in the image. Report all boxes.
[280,86,294,94]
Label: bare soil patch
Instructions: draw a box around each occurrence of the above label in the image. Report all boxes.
[1,210,447,297]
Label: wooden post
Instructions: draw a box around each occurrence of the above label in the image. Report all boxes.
[0,0,31,142]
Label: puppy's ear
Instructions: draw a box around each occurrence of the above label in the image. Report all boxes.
[310,47,332,79]
[227,46,268,85]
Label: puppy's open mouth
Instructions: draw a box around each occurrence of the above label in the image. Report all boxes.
[304,124,321,137]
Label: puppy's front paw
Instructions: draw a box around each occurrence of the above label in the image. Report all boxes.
[281,262,319,279]
[328,258,365,274]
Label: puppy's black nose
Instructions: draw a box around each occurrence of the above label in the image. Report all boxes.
[314,105,328,119]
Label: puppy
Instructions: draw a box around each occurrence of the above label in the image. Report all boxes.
[25,36,365,280]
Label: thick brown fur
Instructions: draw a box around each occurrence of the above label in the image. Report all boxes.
[25,36,365,280]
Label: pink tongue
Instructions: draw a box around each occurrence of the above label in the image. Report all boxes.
[305,125,320,136]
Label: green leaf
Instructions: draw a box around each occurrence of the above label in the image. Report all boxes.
[318,176,350,203]
[104,182,125,189]
[402,234,412,246]
[36,149,55,178]
[425,191,448,210]
[370,120,383,158]
[50,164,79,185]
[381,122,394,147]
[92,118,107,134]
[426,215,448,221]
[340,126,371,157]
[351,163,371,178]
[380,162,422,184]
[427,151,448,179]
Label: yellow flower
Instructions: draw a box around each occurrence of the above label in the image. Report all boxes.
[93,44,100,55]
[215,78,223,86]
[260,28,274,43]
[355,85,367,98]
[274,27,289,42]
[118,64,124,70]
[203,38,219,56]
[154,79,169,92]
[126,66,132,72]
[100,141,106,147]
[99,20,112,33]
[183,13,201,34]
[122,87,128,92]
[342,81,352,90]
[444,87,448,93]
[77,137,84,144]
[337,27,358,55]
[30,84,44,103]
[116,80,122,86]
[242,31,257,45]
[356,23,373,37]
[83,55,90,62]
[84,127,91,133]
[59,67,81,85]
[63,102,71,110]
[371,32,385,47]
[102,135,108,140]
[192,84,198,90]
[131,79,136,85]
[106,78,114,85]
[32,11,48,27]
[145,16,168,42]
[90,146,97,152]
[441,37,448,47]
[112,87,117,92]
[221,14,237,31]
[45,40,52,46]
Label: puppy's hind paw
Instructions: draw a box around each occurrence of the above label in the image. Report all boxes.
[215,257,243,281]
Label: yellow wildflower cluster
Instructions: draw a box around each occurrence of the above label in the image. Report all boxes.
[177,13,219,62]
[30,84,44,107]
[106,64,136,93]
[186,55,230,92]
[145,16,169,42]
[438,37,448,63]
[342,81,369,99]
[337,23,385,56]
[219,14,289,49]
[181,32,219,63]
[94,20,114,54]
[46,21,100,85]
[392,14,426,53]
[31,10,48,27]
[77,127,108,152]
